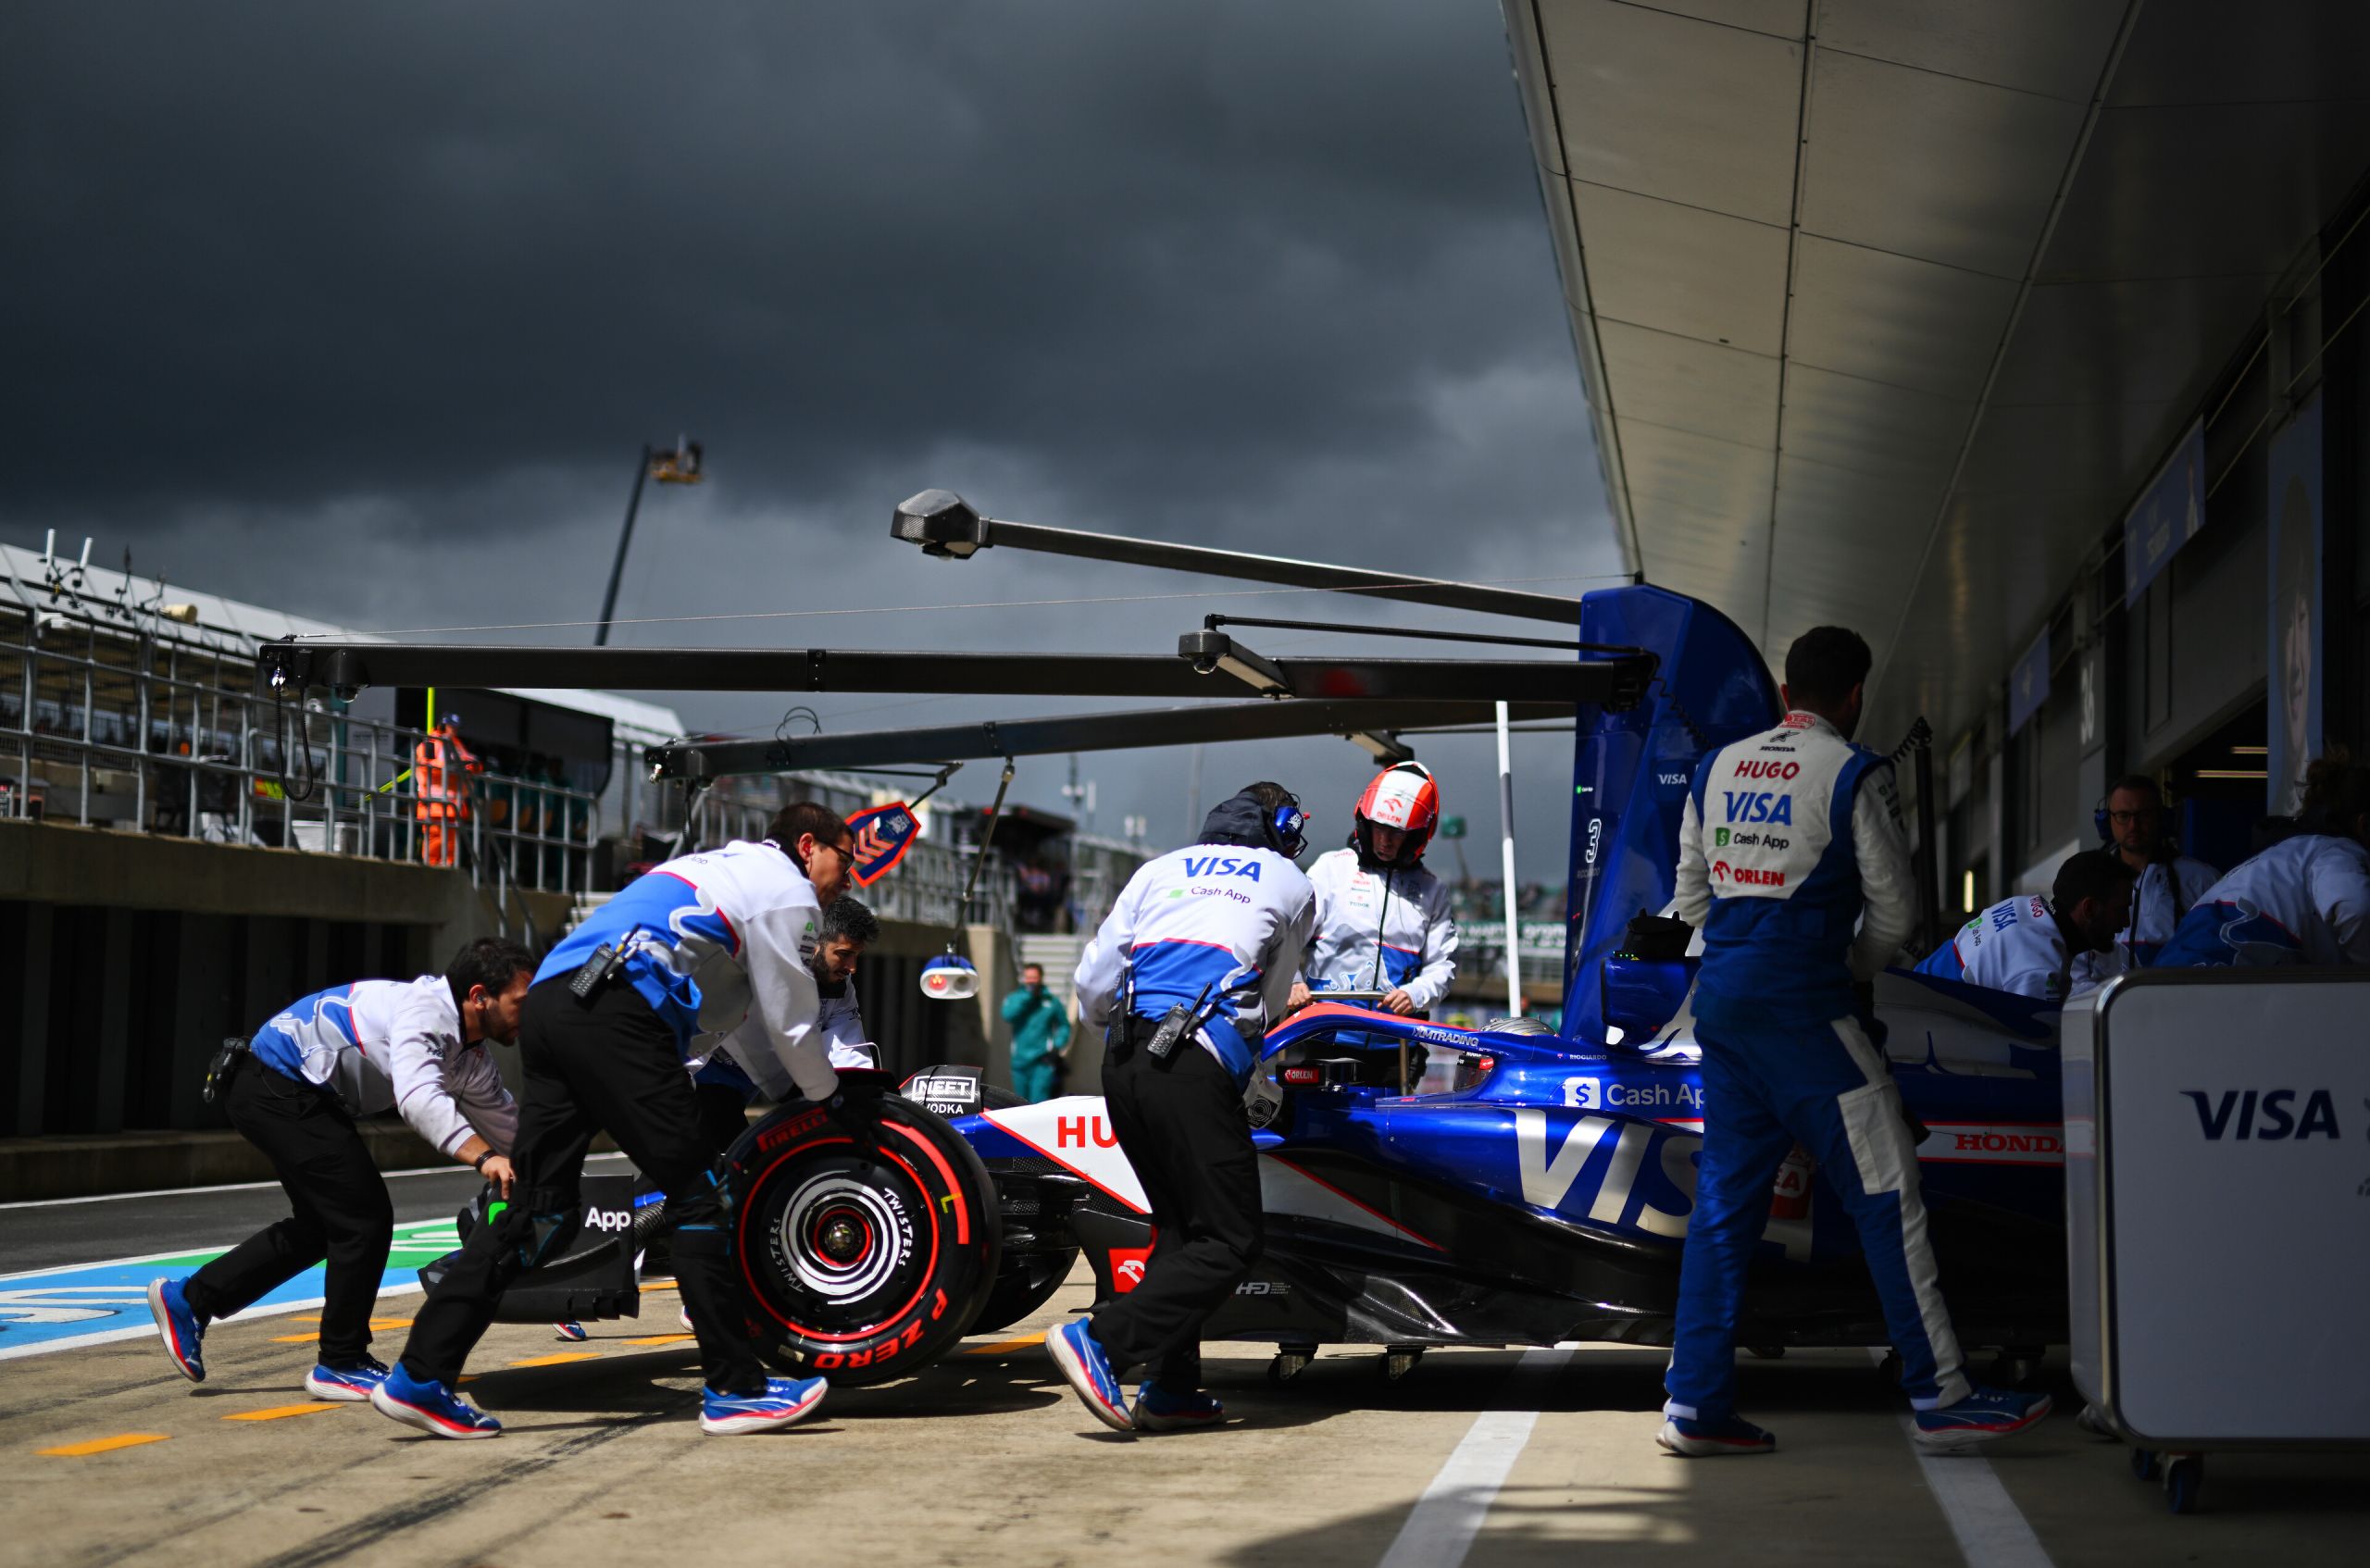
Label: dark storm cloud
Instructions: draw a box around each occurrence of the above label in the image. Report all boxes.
[1,1,1620,875]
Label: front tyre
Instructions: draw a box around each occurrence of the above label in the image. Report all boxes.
[726,1093,1003,1386]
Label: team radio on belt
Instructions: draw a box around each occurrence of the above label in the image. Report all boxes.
[156,604,2370,1451]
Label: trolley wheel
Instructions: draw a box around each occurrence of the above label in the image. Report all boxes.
[1268,1347,1315,1385]
[1382,1346,1424,1382]
[2130,1447,2160,1482]
[2163,1455,2202,1514]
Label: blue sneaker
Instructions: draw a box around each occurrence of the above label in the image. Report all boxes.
[1656,1412,1777,1456]
[305,1355,391,1402]
[368,1364,502,1439]
[700,1376,829,1436]
[1915,1386,2052,1450]
[553,1321,589,1342]
[1133,1380,1224,1433]
[145,1277,206,1384]
[1045,1320,1136,1436]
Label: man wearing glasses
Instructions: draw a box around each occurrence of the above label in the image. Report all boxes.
[2086,774,2219,976]
[373,802,858,1441]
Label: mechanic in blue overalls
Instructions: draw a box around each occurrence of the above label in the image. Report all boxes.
[1046,783,1317,1437]
[1915,850,2135,1001]
[369,802,855,1441]
[2075,774,2218,983]
[1662,626,2051,1456]
[2153,754,2370,967]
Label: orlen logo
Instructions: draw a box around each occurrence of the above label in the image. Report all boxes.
[1712,861,1787,887]
[1056,1114,1121,1150]
[1108,1245,1154,1292]
[1733,759,1801,780]
[2181,1088,2343,1140]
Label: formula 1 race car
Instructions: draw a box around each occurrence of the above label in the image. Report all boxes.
[438,583,2070,1388]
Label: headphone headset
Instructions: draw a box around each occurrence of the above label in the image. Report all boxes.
[1270,794,1310,860]
[2094,778,2178,843]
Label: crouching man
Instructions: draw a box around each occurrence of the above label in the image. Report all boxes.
[146,939,534,1400]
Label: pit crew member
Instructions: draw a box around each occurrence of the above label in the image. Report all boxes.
[144,940,533,1400]
[2153,753,2370,968]
[2077,774,2218,980]
[1663,625,2049,1457]
[1915,850,2135,1002]
[691,893,882,1156]
[1049,783,1316,1437]
[1287,761,1457,1018]
[371,803,856,1440]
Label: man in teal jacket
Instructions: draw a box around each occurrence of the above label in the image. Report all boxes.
[1001,963,1072,1102]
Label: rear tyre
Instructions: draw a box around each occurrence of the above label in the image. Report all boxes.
[725,1093,1003,1386]
[967,1248,1079,1336]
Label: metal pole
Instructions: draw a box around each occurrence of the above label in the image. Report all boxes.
[1496,700,1521,1018]
[1184,743,1204,840]
[595,445,653,648]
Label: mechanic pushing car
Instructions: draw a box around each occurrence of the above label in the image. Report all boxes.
[145,939,534,1401]
[2153,752,2370,967]
[370,801,857,1441]
[691,892,884,1157]
[1287,761,1458,1018]
[1047,782,1317,1437]
[1915,849,2135,1002]
[1661,626,2050,1457]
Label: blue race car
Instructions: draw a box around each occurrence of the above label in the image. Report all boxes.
[693,585,2070,1388]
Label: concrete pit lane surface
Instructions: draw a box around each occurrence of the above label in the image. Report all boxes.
[7,1185,2369,1568]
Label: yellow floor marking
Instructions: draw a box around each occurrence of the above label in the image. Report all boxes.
[623,1334,696,1346]
[224,1403,346,1423]
[637,1281,680,1293]
[290,1316,411,1329]
[508,1352,601,1368]
[270,1334,317,1343]
[960,1333,1047,1356]
[40,1434,171,1458]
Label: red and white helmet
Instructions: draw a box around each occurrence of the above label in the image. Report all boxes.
[1351,762,1440,865]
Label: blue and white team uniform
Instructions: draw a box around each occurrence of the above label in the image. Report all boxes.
[2152,833,2370,968]
[1667,711,1974,1433]
[1074,842,1316,1086]
[696,977,876,1101]
[1915,894,2083,1002]
[538,840,840,1102]
[2074,854,2219,985]
[248,977,518,1155]
[1297,849,1458,1014]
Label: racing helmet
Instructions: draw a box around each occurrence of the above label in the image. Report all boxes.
[1351,762,1439,865]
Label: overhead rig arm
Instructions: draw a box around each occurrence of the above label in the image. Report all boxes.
[890,489,1586,625]
[255,641,1653,708]
[646,699,1575,780]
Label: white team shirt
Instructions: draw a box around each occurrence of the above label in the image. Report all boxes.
[1297,849,1459,1014]
[258,977,518,1157]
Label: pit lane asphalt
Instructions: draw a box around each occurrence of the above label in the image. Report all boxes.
[9,1193,2368,1567]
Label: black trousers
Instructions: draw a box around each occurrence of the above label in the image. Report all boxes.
[1088,1023,1264,1390]
[693,1082,755,1163]
[182,1058,394,1365]
[398,977,769,1395]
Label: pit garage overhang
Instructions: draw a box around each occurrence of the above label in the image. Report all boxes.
[1503,0,2370,749]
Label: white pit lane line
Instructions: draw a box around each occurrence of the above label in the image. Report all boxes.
[1376,1347,1571,1568]
[0,1151,631,1211]
[1870,1350,2056,1568]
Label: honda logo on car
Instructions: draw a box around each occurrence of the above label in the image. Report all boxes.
[2182,1088,2343,1140]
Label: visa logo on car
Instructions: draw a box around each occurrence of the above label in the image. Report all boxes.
[1179,855,1263,880]
[2181,1088,2343,1140]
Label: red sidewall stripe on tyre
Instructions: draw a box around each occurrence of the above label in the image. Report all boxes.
[735,1133,942,1345]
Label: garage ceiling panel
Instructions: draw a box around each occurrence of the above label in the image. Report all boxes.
[2106,0,2370,107]
[1815,0,2126,101]
[1800,50,2087,277]
[1779,364,1973,485]
[1633,0,1808,41]
[1787,234,2022,399]
[1595,318,1781,448]
[1955,401,2180,503]
[1573,182,1791,355]
[1540,0,1803,224]
[1990,274,2278,408]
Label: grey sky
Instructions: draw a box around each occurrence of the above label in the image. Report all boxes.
[4,2,1620,877]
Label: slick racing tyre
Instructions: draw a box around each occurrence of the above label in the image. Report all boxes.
[726,1089,1003,1386]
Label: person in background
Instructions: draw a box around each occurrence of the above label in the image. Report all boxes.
[1915,850,2136,1002]
[1288,761,1458,1020]
[2083,774,2218,977]
[413,715,480,869]
[2153,753,2370,968]
[1002,962,1073,1103]
[145,940,533,1401]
